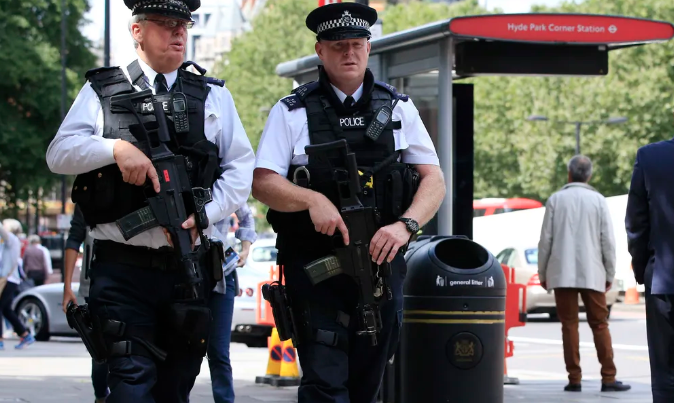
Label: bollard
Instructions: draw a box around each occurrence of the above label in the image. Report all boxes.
[401,235,506,403]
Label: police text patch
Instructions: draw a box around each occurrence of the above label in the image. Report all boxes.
[339,116,367,128]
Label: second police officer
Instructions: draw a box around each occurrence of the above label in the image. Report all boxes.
[46,0,254,402]
[252,3,445,402]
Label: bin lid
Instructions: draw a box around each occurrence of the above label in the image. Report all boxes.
[404,236,506,297]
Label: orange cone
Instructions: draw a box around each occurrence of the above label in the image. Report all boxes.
[255,327,282,385]
[270,338,301,387]
[624,264,640,305]
[625,286,640,304]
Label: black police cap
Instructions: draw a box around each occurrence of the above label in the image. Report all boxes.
[306,3,378,41]
[124,0,200,21]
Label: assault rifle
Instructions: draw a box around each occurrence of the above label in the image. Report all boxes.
[110,89,217,302]
[303,139,389,346]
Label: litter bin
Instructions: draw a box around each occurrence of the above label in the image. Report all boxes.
[401,235,506,403]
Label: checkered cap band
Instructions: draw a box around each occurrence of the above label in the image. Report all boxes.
[317,11,370,35]
[133,0,190,16]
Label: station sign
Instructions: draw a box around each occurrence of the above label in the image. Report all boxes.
[449,14,674,45]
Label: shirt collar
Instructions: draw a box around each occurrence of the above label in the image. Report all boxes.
[137,58,178,92]
[330,82,364,103]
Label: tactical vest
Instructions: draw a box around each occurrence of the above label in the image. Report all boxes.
[267,73,420,261]
[71,60,224,228]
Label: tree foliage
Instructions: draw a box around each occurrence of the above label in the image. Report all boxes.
[0,0,96,216]
[215,0,318,150]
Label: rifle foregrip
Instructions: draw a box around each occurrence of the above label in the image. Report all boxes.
[305,139,348,155]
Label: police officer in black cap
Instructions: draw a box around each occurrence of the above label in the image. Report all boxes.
[46,0,254,402]
[253,2,445,402]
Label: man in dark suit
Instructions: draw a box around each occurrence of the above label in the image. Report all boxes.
[626,138,674,403]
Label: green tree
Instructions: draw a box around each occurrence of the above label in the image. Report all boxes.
[215,0,318,150]
[0,0,96,218]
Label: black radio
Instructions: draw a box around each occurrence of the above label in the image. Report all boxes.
[171,92,189,134]
[365,97,400,141]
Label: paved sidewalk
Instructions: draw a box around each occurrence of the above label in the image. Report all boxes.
[0,375,653,402]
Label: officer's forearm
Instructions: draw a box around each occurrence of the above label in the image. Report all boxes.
[252,168,322,212]
[63,248,79,290]
[402,165,445,227]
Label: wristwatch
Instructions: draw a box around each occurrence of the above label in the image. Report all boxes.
[398,217,420,235]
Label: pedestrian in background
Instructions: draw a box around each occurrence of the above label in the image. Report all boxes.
[208,203,257,403]
[0,219,35,350]
[538,155,630,393]
[22,235,52,286]
[62,205,108,403]
[625,136,674,403]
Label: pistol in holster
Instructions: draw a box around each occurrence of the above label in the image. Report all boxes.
[261,281,309,346]
[65,302,109,364]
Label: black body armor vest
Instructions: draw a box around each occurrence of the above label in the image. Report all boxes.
[267,68,420,261]
[71,60,224,228]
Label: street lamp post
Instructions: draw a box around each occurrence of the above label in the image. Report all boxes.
[527,115,628,155]
[60,0,67,281]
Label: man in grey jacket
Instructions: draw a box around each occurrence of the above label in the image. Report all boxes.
[538,155,629,393]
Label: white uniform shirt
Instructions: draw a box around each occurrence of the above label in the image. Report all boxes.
[255,81,440,177]
[46,58,255,249]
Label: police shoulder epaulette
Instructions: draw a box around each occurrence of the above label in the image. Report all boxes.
[291,81,320,100]
[84,66,119,80]
[206,77,226,87]
[374,80,409,102]
[280,94,304,111]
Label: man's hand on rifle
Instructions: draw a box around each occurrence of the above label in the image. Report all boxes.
[308,193,350,245]
[113,140,161,193]
[163,213,199,249]
[369,222,410,266]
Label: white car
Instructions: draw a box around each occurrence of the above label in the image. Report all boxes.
[230,236,277,347]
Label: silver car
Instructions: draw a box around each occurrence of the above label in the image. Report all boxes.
[11,283,81,341]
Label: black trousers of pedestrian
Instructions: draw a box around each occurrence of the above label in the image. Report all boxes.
[0,282,27,336]
[26,270,45,287]
[646,288,674,403]
[283,252,405,403]
[88,260,203,403]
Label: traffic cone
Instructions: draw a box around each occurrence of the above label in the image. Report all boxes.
[624,264,640,305]
[270,338,301,387]
[625,286,640,304]
[255,327,283,385]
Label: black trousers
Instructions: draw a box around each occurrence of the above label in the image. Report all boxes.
[0,282,26,336]
[646,288,674,403]
[283,252,405,403]
[88,260,203,403]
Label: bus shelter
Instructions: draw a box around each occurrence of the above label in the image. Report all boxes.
[276,13,674,237]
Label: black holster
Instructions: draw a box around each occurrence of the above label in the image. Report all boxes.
[65,303,109,364]
[165,302,212,357]
[261,281,295,342]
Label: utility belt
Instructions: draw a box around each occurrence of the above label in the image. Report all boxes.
[66,300,212,364]
[93,240,179,271]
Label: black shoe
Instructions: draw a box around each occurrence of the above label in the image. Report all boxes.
[601,380,631,392]
[564,383,582,392]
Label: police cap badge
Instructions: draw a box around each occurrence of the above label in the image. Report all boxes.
[306,2,378,41]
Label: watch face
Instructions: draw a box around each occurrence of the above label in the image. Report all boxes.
[410,221,419,232]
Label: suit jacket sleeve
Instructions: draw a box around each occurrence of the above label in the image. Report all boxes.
[625,148,649,284]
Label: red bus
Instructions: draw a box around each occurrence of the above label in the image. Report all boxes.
[473,198,543,217]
